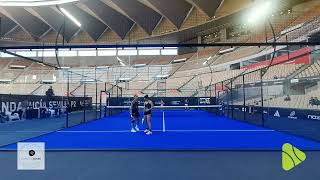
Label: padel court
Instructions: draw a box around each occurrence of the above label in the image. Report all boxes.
[1,108,320,150]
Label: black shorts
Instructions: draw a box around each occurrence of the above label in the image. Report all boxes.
[132,112,140,118]
[144,111,151,115]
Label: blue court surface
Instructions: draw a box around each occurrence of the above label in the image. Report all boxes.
[1,110,320,150]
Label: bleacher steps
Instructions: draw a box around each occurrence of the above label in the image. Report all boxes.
[178,75,197,91]
[287,63,313,79]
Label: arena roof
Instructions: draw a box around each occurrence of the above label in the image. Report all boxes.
[0,0,310,47]
[0,0,228,42]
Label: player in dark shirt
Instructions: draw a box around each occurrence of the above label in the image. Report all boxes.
[143,95,154,135]
[130,95,140,132]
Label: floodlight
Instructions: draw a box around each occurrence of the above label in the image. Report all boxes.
[247,1,272,23]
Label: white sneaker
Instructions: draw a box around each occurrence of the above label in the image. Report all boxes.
[144,129,149,133]
[135,126,140,131]
[146,131,152,135]
[131,128,137,133]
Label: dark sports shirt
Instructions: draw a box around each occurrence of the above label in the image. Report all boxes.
[131,101,139,114]
[144,102,152,114]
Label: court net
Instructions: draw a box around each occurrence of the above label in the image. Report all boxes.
[106,105,221,118]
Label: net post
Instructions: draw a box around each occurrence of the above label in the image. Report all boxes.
[162,111,165,132]
[242,74,246,121]
[66,70,69,128]
[83,80,86,123]
[231,80,234,119]
[260,69,265,127]
[95,68,98,120]
[99,91,102,119]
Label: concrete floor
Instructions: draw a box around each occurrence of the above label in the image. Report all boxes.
[0,151,319,180]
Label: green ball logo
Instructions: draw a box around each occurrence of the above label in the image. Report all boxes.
[282,143,306,171]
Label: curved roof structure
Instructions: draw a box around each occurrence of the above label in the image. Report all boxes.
[0,0,225,42]
[0,0,307,45]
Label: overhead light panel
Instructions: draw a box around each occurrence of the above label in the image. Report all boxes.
[172,58,187,63]
[117,57,126,66]
[96,66,110,69]
[116,57,122,62]
[118,77,131,81]
[41,79,56,84]
[119,61,126,66]
[60,7,81,27]
[133,64,146,68]
[156,74,169,79]
[0,79,12,83]
[219,47,235,54]
[9,65,26,69]
[36,62,46,66]
[60,66,71,69]
[81,79,95,83]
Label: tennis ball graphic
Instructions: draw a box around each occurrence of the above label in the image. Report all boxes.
[282,143,306,171]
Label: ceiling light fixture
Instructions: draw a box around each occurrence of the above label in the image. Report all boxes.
[247,1,272,24]
[116,57,122,62]
[117,57,126,66]
[119,61,126,66]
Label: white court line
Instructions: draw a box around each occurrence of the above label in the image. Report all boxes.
[57,129,276,133]
[57,130,130,133]
[0,131,56,133]
[164,129,275,132]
